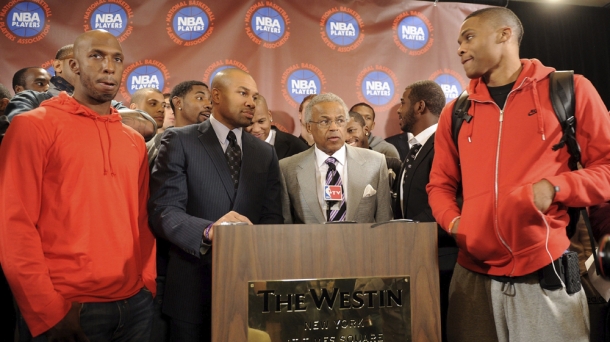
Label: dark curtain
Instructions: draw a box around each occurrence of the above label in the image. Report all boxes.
[509,2,610,108]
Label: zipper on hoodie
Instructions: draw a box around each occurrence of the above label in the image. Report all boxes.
[472,77,530,277]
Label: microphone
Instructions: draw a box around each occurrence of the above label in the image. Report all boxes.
[325,162,341,221]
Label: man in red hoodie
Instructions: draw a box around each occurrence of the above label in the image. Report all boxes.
[427,7,610,342]
[0,30,156,341]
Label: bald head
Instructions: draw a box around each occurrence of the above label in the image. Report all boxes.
[211,68,252,91]
[255,94,269,114]
[247,94,273,141]
[210,68,258,129]
[465,7,523,46]
[70,30,124,113]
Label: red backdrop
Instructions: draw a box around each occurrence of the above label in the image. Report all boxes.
[0,0,488,138]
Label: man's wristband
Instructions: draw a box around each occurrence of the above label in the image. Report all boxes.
[448,216,461,234]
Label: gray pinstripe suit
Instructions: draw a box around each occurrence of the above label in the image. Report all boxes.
[148,119,282,332]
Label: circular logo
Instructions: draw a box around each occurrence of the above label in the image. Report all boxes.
[202,59,249,85]
[429,69,467,104]
[281,63,326,108]
[356,65,399,111]
[41,59,54,76]
[0,0,52,44]
[166,2,215,46]
[393,11,434,55]
[119,60,171,102]
[245,2,290,49]
[320,7,364,52]
[83,1,133,42]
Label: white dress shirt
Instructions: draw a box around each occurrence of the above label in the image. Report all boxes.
[210,115,243,153]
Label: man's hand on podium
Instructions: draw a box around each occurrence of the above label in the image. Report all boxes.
[205,211,253,242]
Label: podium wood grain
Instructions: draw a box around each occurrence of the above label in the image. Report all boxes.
[212,222,440,341]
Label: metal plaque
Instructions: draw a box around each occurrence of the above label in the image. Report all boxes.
[248,277,411,342]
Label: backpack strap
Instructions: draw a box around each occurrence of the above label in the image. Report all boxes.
[550,70,579,171]
[550,71,602,275]
[451,90,472,152]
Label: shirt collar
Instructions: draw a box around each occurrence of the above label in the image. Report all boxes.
[410,123,437,147]
[265,129,275,144]
[210,115,243,147]
[314,144,346,168]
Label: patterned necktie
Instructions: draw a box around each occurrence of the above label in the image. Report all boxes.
[401,143,422,217]
[402,143,422,182]
[225,131,241,190]
[325,157,347,222]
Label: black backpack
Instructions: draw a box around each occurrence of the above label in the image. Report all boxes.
[451,71,581,237]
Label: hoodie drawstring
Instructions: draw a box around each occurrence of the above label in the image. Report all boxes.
[93,119,115,176]
[105,120,115,176]
[464,101,475,143]
[531,80,546,141]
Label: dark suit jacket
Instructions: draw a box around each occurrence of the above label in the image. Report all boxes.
[392,133,435,222]
[272,127,308,160]
[148,120,283,324]
[385,132,410,161]
[392,133,456,250]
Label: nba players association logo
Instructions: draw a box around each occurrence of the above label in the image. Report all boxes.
[281,63,326,108]
[166,1,215,46]
[202,59,249,85]
[429,69,467,104]
[0,0,52,44]
[245,2,290,49]
[41,59,55,75]
[356,65,399,111]
[392,11,434,55]
[83,0,133,42]
[119,60,171,102]
[320,7,364,52]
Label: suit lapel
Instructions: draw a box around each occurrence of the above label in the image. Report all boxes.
[197,121,235,203]
[345,145,367,221]
[296,149,325,222]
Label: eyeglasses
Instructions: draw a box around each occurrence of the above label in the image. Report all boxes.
[309,118,347,128]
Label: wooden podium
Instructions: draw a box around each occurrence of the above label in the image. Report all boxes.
[212,222,440,341]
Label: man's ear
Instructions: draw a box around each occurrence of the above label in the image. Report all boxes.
[415,100,426,115]
[0,98,9,112]
[172,96,181,110]
[499,27,512,43]
[306,122,312,134]
[52,59,62,75]
[129,103,137,110]
[211,88,221,105]
[14,85,24,94]
[69,58,80,76]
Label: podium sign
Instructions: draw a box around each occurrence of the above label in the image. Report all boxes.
[212,222,440,341]
[248,277,411,341]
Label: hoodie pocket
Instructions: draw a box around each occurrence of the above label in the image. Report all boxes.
[497,184,548,256]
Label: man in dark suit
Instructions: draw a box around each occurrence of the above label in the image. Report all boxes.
[149,68,283,342]
[391,80,455,342]
[246,94,308,159]
[385,131,411,161]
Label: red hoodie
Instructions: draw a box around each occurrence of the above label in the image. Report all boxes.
[427,59,610,277]
[0,92,156,337]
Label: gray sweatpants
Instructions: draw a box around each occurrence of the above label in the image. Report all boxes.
[448,263,589,342]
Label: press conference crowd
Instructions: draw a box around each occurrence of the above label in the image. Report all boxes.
[2,7,610,342]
